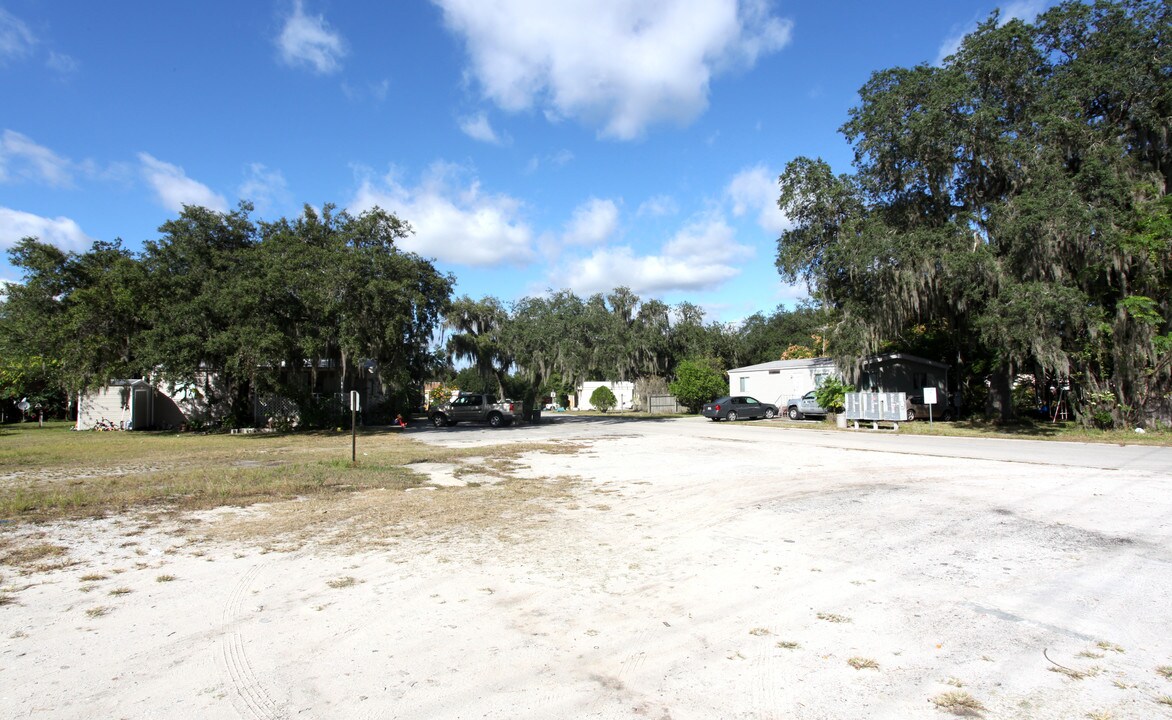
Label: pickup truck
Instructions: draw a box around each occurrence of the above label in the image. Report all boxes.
[429,393,518,428]
[785,390,828,420]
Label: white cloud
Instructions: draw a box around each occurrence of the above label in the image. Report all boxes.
[46,51,78,74]
[561,213,751,295]
[434,0,793,139]
[459,112,503,144]
[238,163,292,217]
[349,162,534,267]
[0,8,35,65]
[0,130,75,187]
[637,194,678,218]
[0,207,95,252]
[277,0,347,75]
[936,0,1049,65]
[725,165,788,235]
[138,153,228,213]
[563,197,618,246]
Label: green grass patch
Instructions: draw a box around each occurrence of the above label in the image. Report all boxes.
[0,423,578,525]
[895,418,1172,445]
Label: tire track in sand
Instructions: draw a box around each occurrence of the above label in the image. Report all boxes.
[219,564,288,720]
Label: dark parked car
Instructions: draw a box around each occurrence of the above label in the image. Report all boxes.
[907,395,952,421]
[701,396,778,421]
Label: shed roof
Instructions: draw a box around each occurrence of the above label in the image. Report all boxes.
[730,353,948,374]
[728,357,836,374]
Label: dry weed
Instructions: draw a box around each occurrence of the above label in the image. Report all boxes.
[327,576,358,589]
[816,612,851,623]
[0,542,67,567]
[848,657,879,670]
[1096,641,1125,653]
[85,606,110,618]
[776,641,800,650]
[749,627,771,636]
[931,690,986,715]
[156,574,176,582]
[1157,665,1172,680]
[108,587,132,596]
[1049,665,1100,680]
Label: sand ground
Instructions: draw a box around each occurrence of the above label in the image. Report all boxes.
[2,417,1171,719]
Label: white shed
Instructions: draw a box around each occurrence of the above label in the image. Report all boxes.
[726,358,839,407]
[76,379,155,430]
[577,381,636,410]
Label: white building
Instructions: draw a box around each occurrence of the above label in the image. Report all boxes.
[576,381,636,411]
[727,353,949,408]
[76,380,155,430]
[725,358,838,407]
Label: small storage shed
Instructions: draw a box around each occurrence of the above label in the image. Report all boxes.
[76,379,155,430]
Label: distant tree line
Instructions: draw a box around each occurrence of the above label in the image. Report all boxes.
[1,204,453,426]
[0,203,824,426]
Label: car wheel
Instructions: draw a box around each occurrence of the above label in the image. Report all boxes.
[764,408,775,419]
[488,412,503,428]
[906,409,916,422]
[431,414,446,428]
[788,406,801,420]
[726,410,738,422]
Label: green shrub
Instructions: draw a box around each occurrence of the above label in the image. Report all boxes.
[670,358,727,413]
[814,377,853,414]
[590,385,617,413]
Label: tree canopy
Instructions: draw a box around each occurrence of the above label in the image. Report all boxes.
[1,203,452,426]
[776,0,1171,426]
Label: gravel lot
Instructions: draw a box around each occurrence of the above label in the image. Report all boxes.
[3,416,1171,719]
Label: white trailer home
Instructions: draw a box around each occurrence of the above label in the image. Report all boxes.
[725,358,839,408]
[726,353,950,410]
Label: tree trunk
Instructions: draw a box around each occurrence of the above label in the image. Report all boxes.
[985,362,1014,421]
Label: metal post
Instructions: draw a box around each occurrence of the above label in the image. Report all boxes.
[351,405,356,463]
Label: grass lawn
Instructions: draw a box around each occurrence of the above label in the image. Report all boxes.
[0,421,570,525]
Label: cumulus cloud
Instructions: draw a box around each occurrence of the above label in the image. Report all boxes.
[936,0,1050,65]
[0,8,35,65]
[238,163,292,217]
[563,197,618,246]
[138,153,228,213]
[637,194,678,218]
[725,165,788,235]
[459,112,504,144]
[0,207,95,252]
[349,162,534,266]
[561,213,751,295]
[277,0,347,74]
[434,0,793,139]
[0,130,75,187]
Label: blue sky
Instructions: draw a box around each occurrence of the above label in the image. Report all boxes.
[0,0,1054,322]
